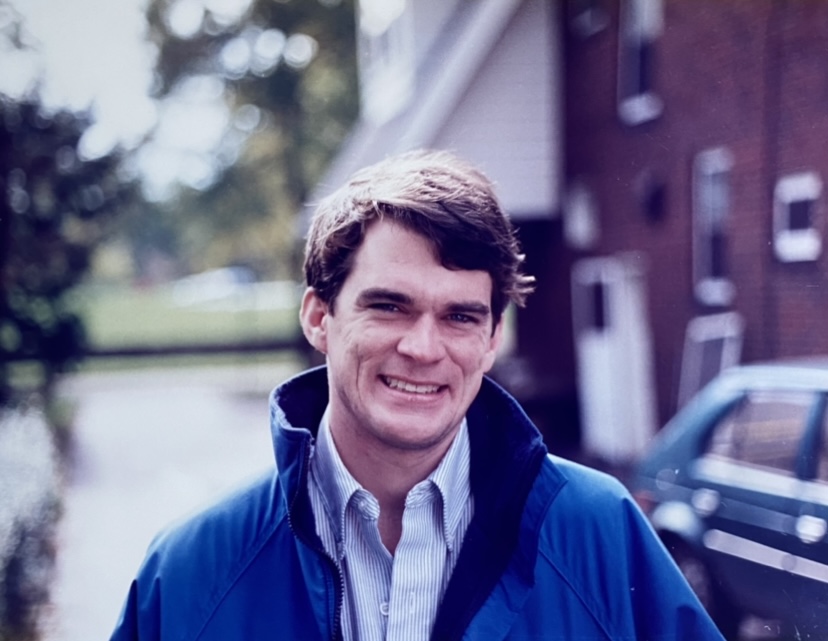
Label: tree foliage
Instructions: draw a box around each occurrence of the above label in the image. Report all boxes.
[0,99,138,402]
[135,0,358,280]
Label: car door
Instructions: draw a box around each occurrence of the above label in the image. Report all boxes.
[688,387,821,620]
[785,394,828,633]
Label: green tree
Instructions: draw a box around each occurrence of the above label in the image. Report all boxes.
[0,98,138,403]
[134,0,358,279]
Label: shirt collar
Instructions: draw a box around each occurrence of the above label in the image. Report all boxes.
[309,408,472,554]
[309,408,361,557]
[428,417,471,552]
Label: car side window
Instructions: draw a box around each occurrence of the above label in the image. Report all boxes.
[819,402,828,482]
[706,390,813,475]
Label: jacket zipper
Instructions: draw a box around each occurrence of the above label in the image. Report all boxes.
[286,440,345,641]
[330,556,345,641]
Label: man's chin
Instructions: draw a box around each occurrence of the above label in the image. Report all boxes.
[369,414,460,453]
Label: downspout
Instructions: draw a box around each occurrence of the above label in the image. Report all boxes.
[761,0,782,360]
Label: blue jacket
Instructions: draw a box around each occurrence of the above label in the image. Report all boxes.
[111,367,725,640]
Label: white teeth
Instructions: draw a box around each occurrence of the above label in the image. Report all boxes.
[384,377,440,394]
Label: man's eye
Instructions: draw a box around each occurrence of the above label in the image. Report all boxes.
[448,313,476,324]
[370,303,400,313]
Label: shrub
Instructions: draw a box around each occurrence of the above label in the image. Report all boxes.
[0,406,60,641]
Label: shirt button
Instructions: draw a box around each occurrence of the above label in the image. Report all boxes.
[379,602,390,617]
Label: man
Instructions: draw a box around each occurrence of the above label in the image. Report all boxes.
[111,150,725,640]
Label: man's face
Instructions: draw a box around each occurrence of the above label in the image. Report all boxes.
[300,219,503,458]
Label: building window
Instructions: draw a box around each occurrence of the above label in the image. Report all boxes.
[357,0,414,125]
[587,281,609,331]
[773,172,822,263]
[617,0,663,125]
[818,405,828,482]
[693,148,734,307]
[677,312,743,408]
[564,180,600,249]
[635,169,667,223]
[568,0,609,38]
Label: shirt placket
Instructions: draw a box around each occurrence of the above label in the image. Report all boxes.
[345,490,393,641]
[385,483,444,641]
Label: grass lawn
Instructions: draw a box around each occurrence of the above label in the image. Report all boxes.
[71,281,301,350]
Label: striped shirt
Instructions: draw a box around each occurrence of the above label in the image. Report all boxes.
[308,412,474,641]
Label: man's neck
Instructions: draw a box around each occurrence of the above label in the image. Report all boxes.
[329,426,458,554]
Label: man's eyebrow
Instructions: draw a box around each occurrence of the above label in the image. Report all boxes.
[447,301,491,317]
[356,288,491,316]
[356,288,413,306]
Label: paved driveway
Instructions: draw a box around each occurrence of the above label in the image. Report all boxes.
[40,361,298,641]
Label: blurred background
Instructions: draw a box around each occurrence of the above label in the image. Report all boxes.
[1,0,826,640]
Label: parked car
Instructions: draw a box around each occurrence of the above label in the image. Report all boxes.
[632,360,828,639]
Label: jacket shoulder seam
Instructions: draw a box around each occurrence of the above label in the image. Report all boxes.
[536,545,614,639]
[187,483,289,640]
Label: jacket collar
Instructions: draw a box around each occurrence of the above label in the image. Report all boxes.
[269,366,562,639]
[268,367,552,518]
[432,375,557,640]
[268,366,329,547]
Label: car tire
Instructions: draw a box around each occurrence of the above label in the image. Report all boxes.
[668,540,743,640]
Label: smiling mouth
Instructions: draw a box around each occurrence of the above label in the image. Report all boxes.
[381,375,444,395]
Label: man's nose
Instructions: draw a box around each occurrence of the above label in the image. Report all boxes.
[396,316,446,362]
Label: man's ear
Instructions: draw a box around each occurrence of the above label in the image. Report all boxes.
[299,287,329,354]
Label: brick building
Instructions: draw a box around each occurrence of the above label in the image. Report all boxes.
[310,0,828,461]
[560,0,828,460]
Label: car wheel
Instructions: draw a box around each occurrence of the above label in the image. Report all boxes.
[668,541,742,640]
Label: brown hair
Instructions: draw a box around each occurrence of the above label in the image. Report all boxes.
[303,149,535,323]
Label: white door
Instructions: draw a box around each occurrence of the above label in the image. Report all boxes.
[571,254,657,463]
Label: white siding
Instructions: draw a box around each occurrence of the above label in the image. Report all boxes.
[409,0,463,67]
[433,0,560,218]
[308,0,561,225]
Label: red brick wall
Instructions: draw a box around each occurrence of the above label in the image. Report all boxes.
[562,0,828,424]
[766,2,828,358]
